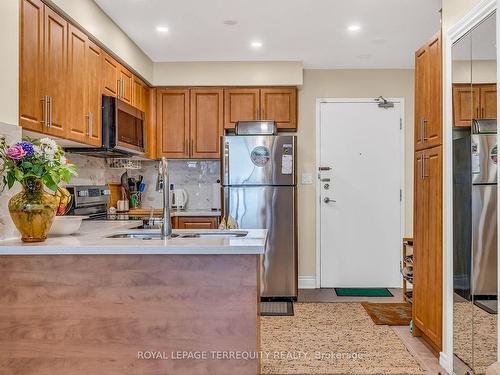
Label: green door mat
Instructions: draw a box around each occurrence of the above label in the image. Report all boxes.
[334,288,393,297]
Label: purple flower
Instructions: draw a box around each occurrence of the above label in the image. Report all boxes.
[6,145,26,161]
[17,141,34,157]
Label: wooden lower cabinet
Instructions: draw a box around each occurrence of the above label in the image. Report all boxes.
[172,216,220,230]
[413,145,443,352]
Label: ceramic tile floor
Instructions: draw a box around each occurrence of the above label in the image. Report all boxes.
[297,288,449,375]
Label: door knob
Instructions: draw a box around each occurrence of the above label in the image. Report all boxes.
[324,197,336,203]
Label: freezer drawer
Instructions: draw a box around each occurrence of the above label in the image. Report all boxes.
[224,186,297,298]
[472,184,498,297]
[222,135,296,186]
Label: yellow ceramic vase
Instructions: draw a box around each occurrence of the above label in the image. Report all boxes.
[8,177,57,243]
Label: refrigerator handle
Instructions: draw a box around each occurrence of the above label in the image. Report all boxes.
[223,141,230,184]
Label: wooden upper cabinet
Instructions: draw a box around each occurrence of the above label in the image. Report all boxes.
[132,76,148,112]
[414,46,429,151]
[156,89,190,158]
[452,83,496,126]
[86,40,102,146]
[479,84,497,119]
[415,32,442,151]
[425,34,442,148]
[224,88,260,129]
[43,6,67,138]
[260,88,297,130]
[67,26,102,146]
[101,51,119,97]
[19,0,44,132]
[190,89,224,159]
[453,84,479,127]
[67,25,88,143]
[118,65,133,104]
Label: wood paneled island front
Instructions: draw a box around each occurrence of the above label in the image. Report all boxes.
[0,223,266,375]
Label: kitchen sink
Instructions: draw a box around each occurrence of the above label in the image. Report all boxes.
[106,231,248,240]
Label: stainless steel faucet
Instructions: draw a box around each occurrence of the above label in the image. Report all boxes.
[156,157,172,239]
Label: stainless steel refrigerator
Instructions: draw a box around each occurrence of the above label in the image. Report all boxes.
[471,120,497,301]
[453,119,497,312]
[221,121,297,300]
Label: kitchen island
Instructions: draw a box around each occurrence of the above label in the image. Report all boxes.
[0,222,266,375]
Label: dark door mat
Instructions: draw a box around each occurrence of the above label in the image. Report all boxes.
[334,287,393,297]
[474,299,498,314]
[260,301,294,316]
[362,302,412,325]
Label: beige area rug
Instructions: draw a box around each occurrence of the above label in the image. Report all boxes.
[260,303,424,374]
[454,301,497,375]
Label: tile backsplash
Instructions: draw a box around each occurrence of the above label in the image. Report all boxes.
[66,154,221,210]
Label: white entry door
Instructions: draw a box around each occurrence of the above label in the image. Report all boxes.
[318,100,403,288]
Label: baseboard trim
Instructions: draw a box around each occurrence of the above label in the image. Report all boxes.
[298,276,317,289]
[439,352,452,374]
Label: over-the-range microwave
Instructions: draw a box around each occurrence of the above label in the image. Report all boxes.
[65,96,146,158]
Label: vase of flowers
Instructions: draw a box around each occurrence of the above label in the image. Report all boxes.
[0,137,78,242]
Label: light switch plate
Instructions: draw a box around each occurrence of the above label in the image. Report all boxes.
[301,173,313,185]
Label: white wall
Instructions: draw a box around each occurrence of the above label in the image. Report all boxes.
[153,61,303,86]
[0,0,19,126]
[453,59,497,82]
[297,69,415,278]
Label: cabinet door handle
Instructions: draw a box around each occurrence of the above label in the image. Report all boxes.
[40,97,47,127]
[89,112,93,138]
[422,118,428,141]
[418,116,424,143]
[48,97,53,128]
[117,79,121,97]
[85,113,90,136]
[422,156,429,179]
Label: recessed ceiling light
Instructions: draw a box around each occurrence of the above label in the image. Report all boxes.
[156,26,169,33]
[223,20,238,26]
[251,41,263,48]
[347,24,361,32]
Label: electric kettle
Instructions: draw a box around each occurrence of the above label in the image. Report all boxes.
[171,188,188,210]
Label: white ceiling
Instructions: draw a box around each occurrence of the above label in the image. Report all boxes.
[95,0,442,68]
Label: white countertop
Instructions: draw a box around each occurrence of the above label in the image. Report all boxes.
[0,221,267,255]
